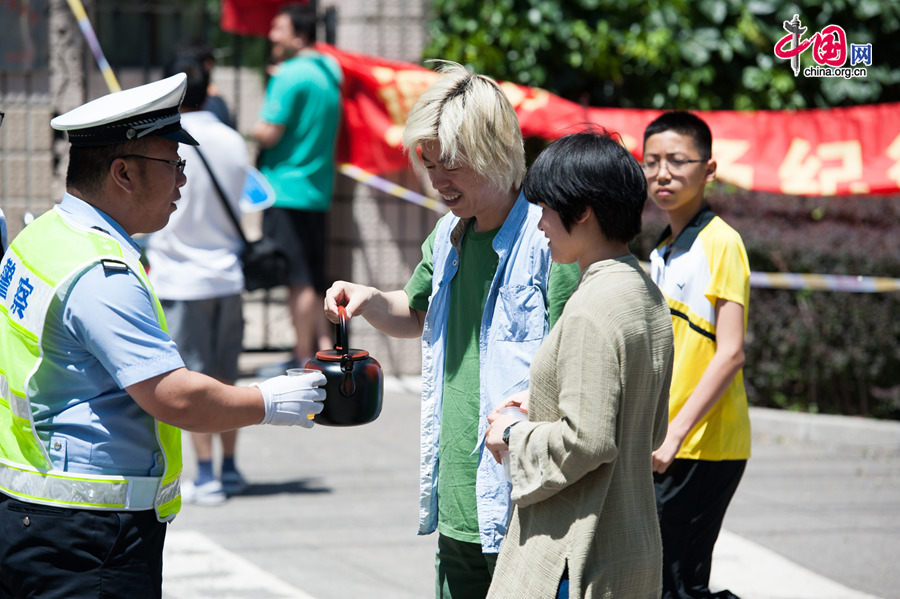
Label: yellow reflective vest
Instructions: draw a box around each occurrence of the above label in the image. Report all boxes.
[0,208,182,521]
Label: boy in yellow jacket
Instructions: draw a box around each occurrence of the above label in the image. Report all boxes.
[643,111,751,599]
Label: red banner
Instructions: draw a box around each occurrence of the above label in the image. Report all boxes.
[317,44,900,196]
[221,0,298,36]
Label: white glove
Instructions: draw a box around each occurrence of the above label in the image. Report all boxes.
[254,372,327,427]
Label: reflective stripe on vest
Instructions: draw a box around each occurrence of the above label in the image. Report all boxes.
[0,208,182,520]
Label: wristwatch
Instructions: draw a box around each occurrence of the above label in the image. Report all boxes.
[502,422,519,446]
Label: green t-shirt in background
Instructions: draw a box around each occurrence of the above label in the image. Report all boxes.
[547,259,580,329]
[404,222,580,544]
[257,52,342,212]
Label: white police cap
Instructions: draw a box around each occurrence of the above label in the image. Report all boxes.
[50,73,199,147]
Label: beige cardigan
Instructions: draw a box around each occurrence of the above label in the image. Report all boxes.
[488,255,673,599]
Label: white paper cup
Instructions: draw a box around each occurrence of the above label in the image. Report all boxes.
[286,368,322,420]
[286,368,319,379]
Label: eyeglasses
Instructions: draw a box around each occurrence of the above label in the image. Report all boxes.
[119,154,186,174]
[641,156,706,177]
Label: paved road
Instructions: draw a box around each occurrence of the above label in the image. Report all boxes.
[718,411,900,599]
[162,376,900,599]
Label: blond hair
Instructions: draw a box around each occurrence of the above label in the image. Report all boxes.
[403,61,525,193]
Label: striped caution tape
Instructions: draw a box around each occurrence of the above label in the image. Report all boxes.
[339,163,447,214]
[748,271,900,293]
[66,0,121,92]
[341,163,899,294]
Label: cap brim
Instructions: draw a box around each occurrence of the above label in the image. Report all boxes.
[159,127,199,146]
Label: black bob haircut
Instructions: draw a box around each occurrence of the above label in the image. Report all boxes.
[523,130,646,244]
[642,111,712,160]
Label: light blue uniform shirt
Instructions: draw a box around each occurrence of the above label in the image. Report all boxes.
[0,208,7,253]
[27,194,184,477]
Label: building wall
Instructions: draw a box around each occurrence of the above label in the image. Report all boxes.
[0,0,434,376]
[316,0,435,377]
[225,1,436,377]
[0,101,55,239]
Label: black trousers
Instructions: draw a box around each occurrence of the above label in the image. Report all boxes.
[435,533,497,599]
[655,459,747,599]
[262,207,328,292]
[0,495,167,599]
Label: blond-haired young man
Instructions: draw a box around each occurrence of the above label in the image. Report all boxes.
[325,63,578,598]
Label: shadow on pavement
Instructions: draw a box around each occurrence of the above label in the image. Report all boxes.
[232,479,332,497]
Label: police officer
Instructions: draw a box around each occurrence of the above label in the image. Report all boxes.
[0,74,326,598]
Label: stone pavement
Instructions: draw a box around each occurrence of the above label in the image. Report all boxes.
[161,358,900,599]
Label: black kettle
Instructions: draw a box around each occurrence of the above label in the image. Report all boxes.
[304,306,383,426]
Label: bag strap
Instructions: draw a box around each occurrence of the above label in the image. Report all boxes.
[192,145,249,246]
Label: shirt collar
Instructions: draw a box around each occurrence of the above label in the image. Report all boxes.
[57,193,143,257]
[493,192,529,250]
[449,191,526,253]
[654,205,716,251]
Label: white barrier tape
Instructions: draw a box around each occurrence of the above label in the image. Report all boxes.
[341,163,899,294]
[749,271,900,293]
[339,163,447,214]
[66,0,121,92]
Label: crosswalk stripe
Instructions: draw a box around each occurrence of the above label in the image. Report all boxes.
[163,528,881,599]
[163,530,316,599]
[712,530,882,599]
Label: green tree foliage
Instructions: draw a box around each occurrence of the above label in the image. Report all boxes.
[423,0,900,109]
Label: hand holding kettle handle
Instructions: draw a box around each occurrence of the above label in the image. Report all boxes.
[336,306,355,382]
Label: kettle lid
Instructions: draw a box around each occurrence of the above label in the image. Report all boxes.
[315,347,370,362]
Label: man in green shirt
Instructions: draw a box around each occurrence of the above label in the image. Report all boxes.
[324,62,578,598]
[252,3,342,371]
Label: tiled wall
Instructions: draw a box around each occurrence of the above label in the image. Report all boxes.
[0,0,434,376]
[0,101,56,238]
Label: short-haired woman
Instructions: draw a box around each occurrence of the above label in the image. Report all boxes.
[485,131,675,598]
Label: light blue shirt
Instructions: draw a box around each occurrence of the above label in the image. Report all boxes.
[0,208,7,253]
[417,194,553,552]
[28,194,184,477]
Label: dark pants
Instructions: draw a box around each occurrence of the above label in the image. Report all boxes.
[262,207,328,292]
[0,495,167,599]
[655,459,746,599]
[435,533,498,599]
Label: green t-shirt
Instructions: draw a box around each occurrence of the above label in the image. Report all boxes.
[404,222,579,543]
[258,52,342,212]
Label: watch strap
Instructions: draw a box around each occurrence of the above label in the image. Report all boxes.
[502,422,519,446]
